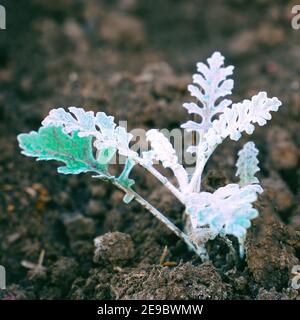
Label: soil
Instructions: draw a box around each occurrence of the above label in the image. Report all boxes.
[0,0,300,300]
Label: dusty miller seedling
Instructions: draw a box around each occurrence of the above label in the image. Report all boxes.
[18,52,282,260]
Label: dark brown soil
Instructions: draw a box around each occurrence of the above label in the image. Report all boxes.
[0,0,300,300]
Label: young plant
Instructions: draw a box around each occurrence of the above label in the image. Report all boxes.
[18,52,281,260]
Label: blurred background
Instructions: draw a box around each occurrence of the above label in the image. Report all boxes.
[0,0,299,299]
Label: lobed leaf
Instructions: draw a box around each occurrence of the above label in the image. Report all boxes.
[146,129,179,169]
[18,126,107,175]
[204,92,282,149]
[146,129,189,191]
[181,52,234,133]
[236,141,260,186]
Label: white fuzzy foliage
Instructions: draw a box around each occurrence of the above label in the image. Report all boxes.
[204,92,282,150]
[42,107,137,158]
[179,52,282,257]
[181,52,282,166]
[146,129,179,169]
[146,129,189,190]
[185,183,263,255]
[181,52,234,133]
[236,142,260,186]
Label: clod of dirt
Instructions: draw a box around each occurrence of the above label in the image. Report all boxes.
[111,190,127,204]
[228,30,258,56]
[267,126,299,170]
[246,195,299,290]
[290,213,300,230]
[111,262,231,300]
[232,275,248,293]
[62,213,96,242]
[94,232,135,266]
[70,240,94,260]
[90,183,107,198]
[256,23,285,48]
[257,287,299,300]
[71,268,113,300]
[228,23,284,57]
[100,12,145,48]
[262,173,294,212]
[148,184,184,219]
[0,284,30,300]
[86,199,106,217]
[139,61,175,85]
[51,257,79,288]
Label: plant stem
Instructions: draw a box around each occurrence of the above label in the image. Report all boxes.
[188,160,204,193]
[146,165,184,203]
[188,144,218,193]
[114,181,200,257]
[135,158,185,203]
[189,130,205,193]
